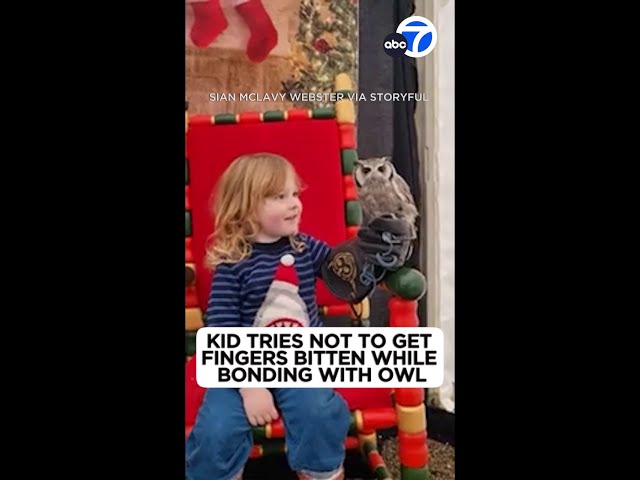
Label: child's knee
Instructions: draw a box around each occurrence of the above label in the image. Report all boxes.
[187,415,251,480]
[188,405,251,465]
[201,415,232,445]
[306,391,351,431]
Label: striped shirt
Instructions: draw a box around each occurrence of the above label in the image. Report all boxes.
[205,233,331,328]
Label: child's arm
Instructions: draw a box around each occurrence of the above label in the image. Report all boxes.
[205,263,243,327]
[207,264,278,425]
[304,234,332,278]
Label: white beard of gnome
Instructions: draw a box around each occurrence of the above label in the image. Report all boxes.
[253,254,310,327]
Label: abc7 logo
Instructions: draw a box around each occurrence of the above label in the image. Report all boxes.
[383,33,408,58]
[384,16,437,58]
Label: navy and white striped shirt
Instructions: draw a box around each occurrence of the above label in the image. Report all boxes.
[205,233,331,328]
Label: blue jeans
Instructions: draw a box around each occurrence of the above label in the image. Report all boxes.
[186,388,351,480]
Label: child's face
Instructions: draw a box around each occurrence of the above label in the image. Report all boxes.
[256,170,302,241]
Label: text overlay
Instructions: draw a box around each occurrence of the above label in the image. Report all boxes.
[195,327,444,388]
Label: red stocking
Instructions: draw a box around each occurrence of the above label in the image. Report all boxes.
[235,0,278,63]
[189,0,228,48]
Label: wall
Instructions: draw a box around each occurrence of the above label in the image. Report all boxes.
[185,0,358,115]
[415,0,455,413]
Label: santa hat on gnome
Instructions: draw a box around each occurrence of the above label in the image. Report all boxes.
[253,254,310,328]
[187,0,278,63]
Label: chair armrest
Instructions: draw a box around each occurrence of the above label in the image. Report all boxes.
[381,267,427,301]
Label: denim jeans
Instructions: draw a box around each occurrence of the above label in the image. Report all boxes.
[186,388,351,480]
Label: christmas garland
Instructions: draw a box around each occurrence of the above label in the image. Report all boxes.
[282,0,359,109]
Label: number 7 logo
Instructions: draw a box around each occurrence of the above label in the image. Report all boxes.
[396,16,438,58]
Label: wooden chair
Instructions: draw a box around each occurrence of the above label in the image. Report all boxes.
[185,74,431,480]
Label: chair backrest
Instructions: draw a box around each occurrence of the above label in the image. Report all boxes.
[186,112,356,312]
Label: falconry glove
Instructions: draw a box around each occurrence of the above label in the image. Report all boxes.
[321,215,414,303]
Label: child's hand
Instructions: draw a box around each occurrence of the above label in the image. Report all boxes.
[239,388,279,426]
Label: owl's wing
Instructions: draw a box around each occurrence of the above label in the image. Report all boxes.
[392,174,416,206]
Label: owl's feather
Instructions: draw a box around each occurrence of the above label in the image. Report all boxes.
[390,171,417,211]
[353,156,419,239]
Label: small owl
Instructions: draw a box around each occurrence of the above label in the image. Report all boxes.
[353,156,419,239]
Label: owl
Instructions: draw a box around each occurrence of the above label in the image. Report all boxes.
[353,156,419,239]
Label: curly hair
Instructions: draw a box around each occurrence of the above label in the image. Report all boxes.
[205,152,306,268]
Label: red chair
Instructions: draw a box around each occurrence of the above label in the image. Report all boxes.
[185,74,430,479]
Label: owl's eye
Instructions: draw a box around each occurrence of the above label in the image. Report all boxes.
[363,167,371,174]
[378,166,386,173]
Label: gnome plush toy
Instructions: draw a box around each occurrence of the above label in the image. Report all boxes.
[187,0,278,63]
[253,254,310,327]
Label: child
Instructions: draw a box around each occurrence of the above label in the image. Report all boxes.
[185,152,351,480]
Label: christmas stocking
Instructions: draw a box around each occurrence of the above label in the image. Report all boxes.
[188,0,228,48]
[233,0,278,63]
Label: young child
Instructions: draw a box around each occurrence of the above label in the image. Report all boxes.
[185,152,351,480]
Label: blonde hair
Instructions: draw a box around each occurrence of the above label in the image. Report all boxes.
[205,153,306,268]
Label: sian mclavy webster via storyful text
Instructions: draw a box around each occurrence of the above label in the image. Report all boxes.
[208,92,429,102]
